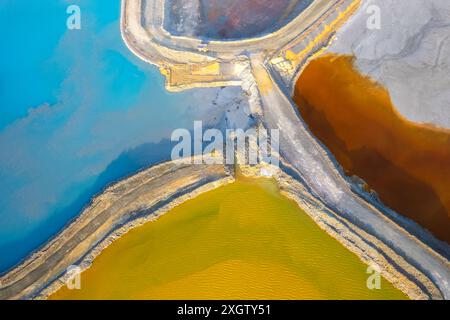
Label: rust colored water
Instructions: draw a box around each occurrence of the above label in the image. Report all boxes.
[198,0,312,39]
[293,54,450,243]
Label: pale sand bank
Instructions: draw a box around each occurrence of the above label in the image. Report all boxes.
[0,157,233,299]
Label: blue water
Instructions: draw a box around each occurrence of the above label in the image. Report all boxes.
[0,0,224,272]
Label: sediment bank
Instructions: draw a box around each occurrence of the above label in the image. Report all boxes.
[252,56,450,299]
[0,158,233,300]
[0,157,444,300]
[239,164,439,300]
[49,169,407,300]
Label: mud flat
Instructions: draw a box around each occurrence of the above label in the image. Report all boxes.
[0,158,233,299]
[328,0,450,129]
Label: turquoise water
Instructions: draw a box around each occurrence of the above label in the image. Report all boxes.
[0,0,225,272]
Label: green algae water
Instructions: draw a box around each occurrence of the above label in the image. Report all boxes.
[51,176,407,300]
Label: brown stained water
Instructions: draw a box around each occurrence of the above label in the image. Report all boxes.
[293,54,450,243]
[199,0,311,39]
[166,0,313,39]
[51,176,406,300]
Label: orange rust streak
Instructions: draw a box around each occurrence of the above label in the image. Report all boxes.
[293,54,450,243]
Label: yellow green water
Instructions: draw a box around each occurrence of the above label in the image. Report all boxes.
[50,176,407,300]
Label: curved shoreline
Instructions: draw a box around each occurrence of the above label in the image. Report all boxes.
[254,58,450,299]
[1,0,449,300]
[240,164,439,300]
[120,0,343,92]
[0,157,233,299]
[0,159,436,300]
[0,156,444,300]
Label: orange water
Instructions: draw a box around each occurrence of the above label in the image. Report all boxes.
[293,54,450,243]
